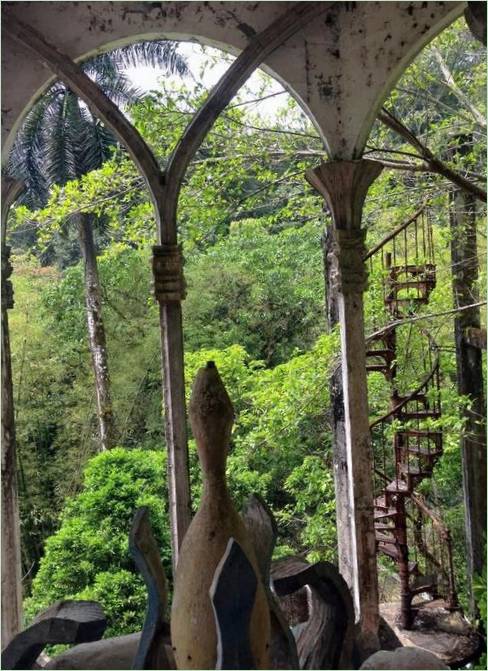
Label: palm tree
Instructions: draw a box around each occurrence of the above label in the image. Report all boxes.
[8,41,188,452]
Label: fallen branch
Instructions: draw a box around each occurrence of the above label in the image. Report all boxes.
[366,301,487,344]
[378,108,487,203]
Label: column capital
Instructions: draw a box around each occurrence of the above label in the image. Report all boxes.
[306,159,382,231]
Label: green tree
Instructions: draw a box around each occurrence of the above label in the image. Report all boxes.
[184,218,325,365]
[25,338,341,636]
[8,42,188,452]
[25,447,170,638]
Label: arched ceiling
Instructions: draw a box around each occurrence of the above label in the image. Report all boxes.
[2,1,465,160]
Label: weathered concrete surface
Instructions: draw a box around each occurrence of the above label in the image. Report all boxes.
[45,632,175,670]
[1,177,25,647]
[306,160,382,649]
[360,646,449,670]
[2,2,464,159]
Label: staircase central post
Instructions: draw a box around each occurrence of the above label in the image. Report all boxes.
[395,493,412,629]
[306,160,382,652]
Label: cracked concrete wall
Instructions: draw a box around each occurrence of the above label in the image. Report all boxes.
[2,1,464,160]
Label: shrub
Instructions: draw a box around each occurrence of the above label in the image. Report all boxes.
[25,447,169,638]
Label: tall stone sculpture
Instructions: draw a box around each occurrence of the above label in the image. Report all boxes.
[170,362,270,669]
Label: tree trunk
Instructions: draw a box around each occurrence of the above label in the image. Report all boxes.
[77,213,114,452]
[449,189,486,616]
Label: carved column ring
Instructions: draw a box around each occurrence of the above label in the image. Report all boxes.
[152,244,186,303]
[330,227,369,294]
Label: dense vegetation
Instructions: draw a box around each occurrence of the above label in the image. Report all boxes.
[7,19,486,650]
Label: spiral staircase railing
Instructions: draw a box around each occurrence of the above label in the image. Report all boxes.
[365,206,457,629]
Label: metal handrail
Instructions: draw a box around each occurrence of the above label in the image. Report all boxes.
[364,204,426,261]
[369,350,440,430]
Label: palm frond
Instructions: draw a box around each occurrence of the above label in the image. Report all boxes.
[42,91,79,185]
[90,69,142,106]
[8,88,66,207]
[108,40,189,76]
[9,38,188,210]
[78,112,117,174]
[82,53,118,81]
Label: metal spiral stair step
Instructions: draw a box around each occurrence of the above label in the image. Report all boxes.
[387,296,430,305]
[385,479,410,494]
[377,543,401,561]
[396,429,442,437]
[397,393,429,403]
[409,580,436,597]
[388,263,436,276]
[399,409,441,420]
[399,445,442,458]
[375,532,400,544]
[395,430,443,447]
[374,508,399,520]
[398,463,432,478]
[366,348,396,377]
[366,364,392,374]
[366,348,395,359]
[387,280,433,291]
[374,523,398,531]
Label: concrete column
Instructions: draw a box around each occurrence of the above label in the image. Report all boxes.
[306,160,382,651]
[1,177,24,645]
[152,244,192,572]
[322,227,354,595]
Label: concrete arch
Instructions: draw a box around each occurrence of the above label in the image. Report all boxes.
[0,0,470,649]
[2,2,465,160]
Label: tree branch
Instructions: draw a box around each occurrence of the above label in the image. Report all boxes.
[368,158,428,172]
[378,108,487,203]
[163,2,328,233]
[431,46,486,128]
[395,85,481,126]
[366,153,486,182]
[366,301,487,344]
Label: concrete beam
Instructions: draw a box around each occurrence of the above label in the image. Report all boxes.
[2,2,465,160]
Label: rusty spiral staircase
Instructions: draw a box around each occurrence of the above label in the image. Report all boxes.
[365,206,458,629]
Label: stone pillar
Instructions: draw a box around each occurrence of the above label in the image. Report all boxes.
[322,227,354,593]
[306,160,382,650]
[152,243,192,572]
[1,177,24,645]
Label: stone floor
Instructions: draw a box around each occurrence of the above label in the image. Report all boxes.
[380,600,483,668]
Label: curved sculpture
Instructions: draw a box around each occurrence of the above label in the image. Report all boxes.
[170,362,270,669]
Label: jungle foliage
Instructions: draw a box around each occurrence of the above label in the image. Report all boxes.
[7,19,486,639]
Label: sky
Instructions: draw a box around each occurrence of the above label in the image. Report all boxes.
[124,41,292,122]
